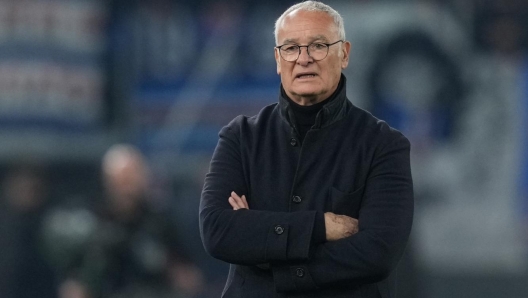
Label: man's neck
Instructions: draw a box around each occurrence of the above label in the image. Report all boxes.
[290,95,327,106]
[285,81,342,106]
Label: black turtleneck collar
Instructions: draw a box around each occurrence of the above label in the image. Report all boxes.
[279,74,350,140]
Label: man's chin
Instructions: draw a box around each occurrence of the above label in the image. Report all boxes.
[289,90,328,105]
[291,88,322,98]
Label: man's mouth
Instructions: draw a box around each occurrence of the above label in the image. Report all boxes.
[296,73,317,79]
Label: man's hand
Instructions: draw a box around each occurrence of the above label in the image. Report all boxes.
[229,191,248,210]
[324,212,359,241]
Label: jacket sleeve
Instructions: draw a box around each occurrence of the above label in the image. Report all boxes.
[199,121,318,265]
[271,133,414,293]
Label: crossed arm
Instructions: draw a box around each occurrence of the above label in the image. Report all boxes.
[200,125,413,292]
[228,191,359,241]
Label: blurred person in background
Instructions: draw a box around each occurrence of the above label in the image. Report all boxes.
[199,1,413,297]
[0,164,57,298]
[58,144,204,298]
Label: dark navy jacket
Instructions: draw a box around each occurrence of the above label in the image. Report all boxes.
[200,76,414,297]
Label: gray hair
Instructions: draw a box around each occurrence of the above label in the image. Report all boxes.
[274,1,346,45]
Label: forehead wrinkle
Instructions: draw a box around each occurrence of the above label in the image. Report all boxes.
[282,34,330,44]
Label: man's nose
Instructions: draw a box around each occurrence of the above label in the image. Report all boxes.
[296,47,313,65]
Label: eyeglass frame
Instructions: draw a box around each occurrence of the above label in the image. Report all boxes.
[275,40,344,62]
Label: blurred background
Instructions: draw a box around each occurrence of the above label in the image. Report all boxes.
[0,0,527,297]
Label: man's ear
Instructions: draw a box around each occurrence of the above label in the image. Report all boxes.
[275,48,281,75]
[341,41,351,69]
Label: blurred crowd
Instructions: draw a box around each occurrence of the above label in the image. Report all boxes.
[0,145,206,298]
[0,0,527,298]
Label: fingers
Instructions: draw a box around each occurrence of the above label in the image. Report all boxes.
[240,195,248,209]
[234,191,248,209]
[339,215,358,236]
[337,214,358,229]
[228,191,249,210]
[350,218,359,234]
[228,196,241,210]
[324,212,359,241]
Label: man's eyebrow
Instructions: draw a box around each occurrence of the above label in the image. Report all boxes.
[311,35,330,42]
[281,35,330,44]
[281,38,299,44]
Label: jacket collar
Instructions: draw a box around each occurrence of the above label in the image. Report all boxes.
[279,74,350,129]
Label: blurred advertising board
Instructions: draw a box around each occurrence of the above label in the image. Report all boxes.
[0,0,117,161]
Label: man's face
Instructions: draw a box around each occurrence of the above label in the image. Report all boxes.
[275,10,351,105]
[104,154,148,213]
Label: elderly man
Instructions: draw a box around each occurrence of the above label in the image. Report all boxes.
[199,1,413,297]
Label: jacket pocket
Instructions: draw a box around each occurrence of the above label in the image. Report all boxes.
[329,186,364,218]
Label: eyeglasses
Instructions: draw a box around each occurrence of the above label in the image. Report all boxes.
[275,40,344,62]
